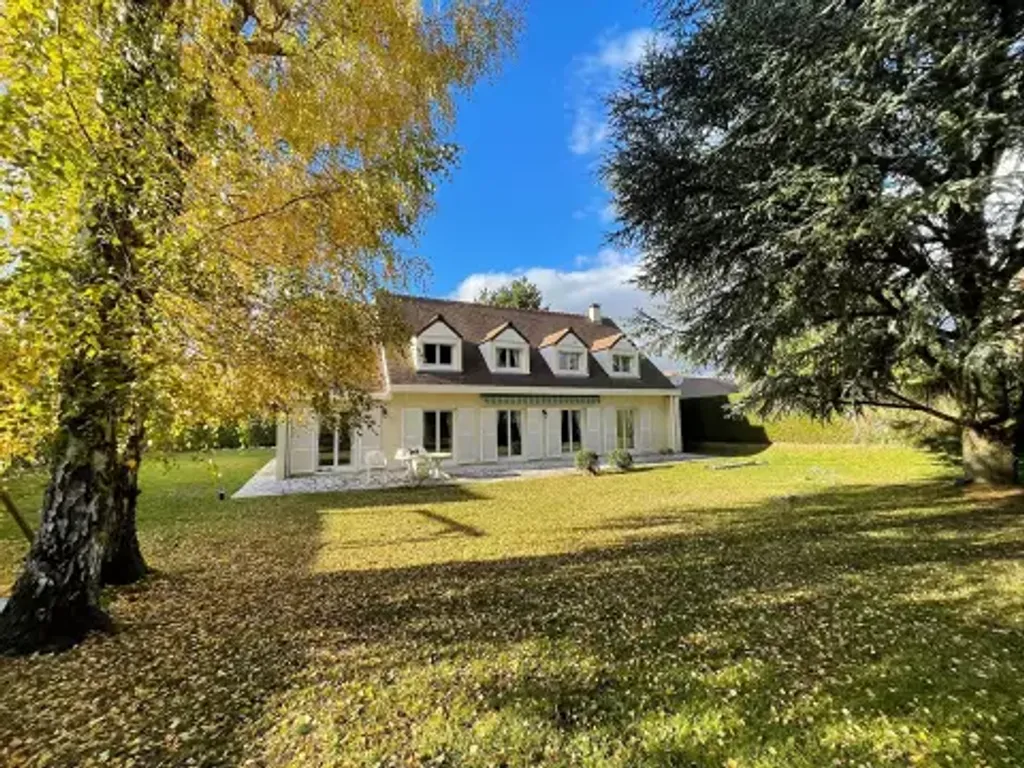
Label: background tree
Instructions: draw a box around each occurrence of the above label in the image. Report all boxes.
[606,0,1024,482]
[476,277,546,309]
[0,0,514,654]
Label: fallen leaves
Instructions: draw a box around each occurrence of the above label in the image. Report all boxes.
[0,445,1023,766]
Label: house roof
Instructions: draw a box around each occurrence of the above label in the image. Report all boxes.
[538,327,580,348]
[482,320,527,342]
[385,295,675,391]
[673,376,740,399]
[415,313,463,339]
[591,332,626,351]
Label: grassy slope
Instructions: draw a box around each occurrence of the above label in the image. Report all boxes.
[1,445,1023,767]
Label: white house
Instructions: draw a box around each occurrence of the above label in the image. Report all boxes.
[275,295,683,478]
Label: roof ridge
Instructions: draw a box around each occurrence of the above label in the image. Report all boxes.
[389,292,614,324]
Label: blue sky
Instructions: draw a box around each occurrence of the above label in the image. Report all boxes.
[403,1,666,331]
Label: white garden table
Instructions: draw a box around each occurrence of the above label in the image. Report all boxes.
[424,452,452,479]
[395,449,452,483]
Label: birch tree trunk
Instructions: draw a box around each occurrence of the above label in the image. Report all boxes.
[0,362,119,654]
[101,425,148,586]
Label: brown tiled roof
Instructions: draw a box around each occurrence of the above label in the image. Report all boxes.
[591,333,626,351]
[482,321,527,342]
[384,295,675,391]
[539,327,578,348]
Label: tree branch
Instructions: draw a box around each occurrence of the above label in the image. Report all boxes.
[246,39,289,56]
[878,387,964,427]
[0,489,34,544]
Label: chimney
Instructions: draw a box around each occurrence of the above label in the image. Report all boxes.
[587,303,602,323]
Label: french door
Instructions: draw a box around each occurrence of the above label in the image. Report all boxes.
[496,409,523,458]
[317,416,352,470]
[561,409,583,453]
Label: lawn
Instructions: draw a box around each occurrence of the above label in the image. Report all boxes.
[2,445,1024,767]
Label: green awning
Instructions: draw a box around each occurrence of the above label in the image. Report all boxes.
[480,394,600,407]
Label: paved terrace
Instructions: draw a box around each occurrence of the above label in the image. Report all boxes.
[233,453,701,499]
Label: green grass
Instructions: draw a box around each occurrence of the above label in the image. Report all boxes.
[2,444,1024,767]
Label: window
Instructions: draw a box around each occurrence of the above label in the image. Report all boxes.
[612,354,633,373]
[496,409,523,457]
[317,416,352,470]
[561,409,583,453]
[423,343,454,366]
[496,347,522,369]
[423,410,453,453]
[558,351,583,371]
[616,409,635,450]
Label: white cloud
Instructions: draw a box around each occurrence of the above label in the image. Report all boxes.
[593,28,664,70]
[567,28,665,157]
[568,111,609,156]
[453,248,644,322]
[599,201,619,224]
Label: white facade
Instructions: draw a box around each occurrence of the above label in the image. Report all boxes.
[278,389,682,478]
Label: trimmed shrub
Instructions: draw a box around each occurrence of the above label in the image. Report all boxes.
[575,449,599,474]
[609,449,634,470]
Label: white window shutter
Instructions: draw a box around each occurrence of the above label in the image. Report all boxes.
[402,408,423,451]
[585,407,603,453]
[526,409,545,460]
[288,411,317,475]
[546,410,562,456]
[603,407,617,452]
[355,407,382,467]
[480,409,498,462]
[454,408,478,464]
[639,407,653,452]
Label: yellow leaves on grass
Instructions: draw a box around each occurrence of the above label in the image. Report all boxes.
[2,445,1024,766]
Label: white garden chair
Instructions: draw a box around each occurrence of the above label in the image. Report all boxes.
[395,447,430,485]
[363,450,391,485]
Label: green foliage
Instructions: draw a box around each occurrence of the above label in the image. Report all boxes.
[170,419,276,452]
[0,0,517,468]
[574,449,599,473]
[608,0,1024,468]
[6,445,1024,764]
[608,448,634,470]
[476,277,546,310]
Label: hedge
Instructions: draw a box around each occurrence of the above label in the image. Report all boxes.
[681,395,907,448]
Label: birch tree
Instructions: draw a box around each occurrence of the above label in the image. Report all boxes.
[0,0,514,654]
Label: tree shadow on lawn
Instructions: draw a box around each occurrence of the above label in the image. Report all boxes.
[276,482,1024,766]
[279,481,484,509]
[2,482,1024,766]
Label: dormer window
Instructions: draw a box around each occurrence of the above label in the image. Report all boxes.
[612,354,633,374]
[559,351,583,371]
[424,343,454,366]
[413,313,462,372]
[540,327,588,377]
[496,347,522,369]
[482,322,530,374]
